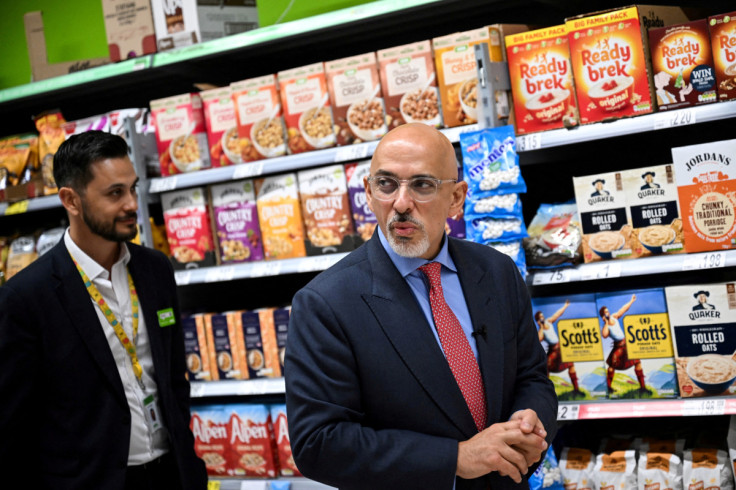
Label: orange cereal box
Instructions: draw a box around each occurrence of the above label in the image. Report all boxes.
[709,11,736,102]
[201,86,239,167]
[183,313,214,381]
[232,308,281,379]
[506,25,578,135]
[671,138,736,253]
[277,63,336,154]
[255,173,306,260]
[231,74,287,162]
[204,312,245,380]
[161,187,216,269]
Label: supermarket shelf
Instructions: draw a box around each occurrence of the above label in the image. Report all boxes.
[190,378,285,398]
[0,195,62,215]
[148,125,479,193]
[528,249,736,287]
[174,253,349,286]
[211,477,336,489]
[558,396,736,421]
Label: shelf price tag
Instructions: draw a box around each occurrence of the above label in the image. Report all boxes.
[149,177,178,193]
[174,270,192,286]
[203,266,235,283]
[250,261,282,278]
[334,144,369,163]
[682,252,727,271]
[580,262,622,281]
[532,269,572,285]
[207,481,221,490]
[232,161,264,180]
[654,108,696,130]
[190,382,205,398]
[517,133,542,152]
[557,404,580,421]
[682,399,726,416]
[4,200,29,215]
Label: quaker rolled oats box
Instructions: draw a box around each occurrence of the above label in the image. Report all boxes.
[665,282,736,397]
[161,187,216,269]
[254,173,307,260]
[345,160,377,242]
[671,138,736,253]
[573,172,637,263]
[210,180,264,264]
[709,11,736,102]
[623,164,685,257]
[531,294,607,401]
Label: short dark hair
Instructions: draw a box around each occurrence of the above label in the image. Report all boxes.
[53,131,130,193]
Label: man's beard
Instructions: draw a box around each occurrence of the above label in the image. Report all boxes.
[386,212,430,258]
[81,199,138,242]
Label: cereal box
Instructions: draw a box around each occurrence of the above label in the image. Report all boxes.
[201,87,239,167]
[377,40,441,129]
[190,405,229,476]
[204,312,245,380]
[210,180,264,263]
[273,306,290,375]
[325,52,388,145]
[648,19,717,111]
[150,92,210,176]
[254,173,307,260]
[595,289,678,399]
[709,11,736,102]
[506,25,578,135]
[161,187,216,269]
[665,282,736,397]
[150,0,201,51]
[225,404,279,478]
[231,75,287,162]
[277,63,335,154]
[232,309,281,379]
[623,164,685,257]
[565,6,691,125]
[270,404,301,477]
[298,164,359,255]
[531,294,606,401]
[671,138,736,253]
[345,161,377,242]
[573,171,637,262]
[183,314,213,381]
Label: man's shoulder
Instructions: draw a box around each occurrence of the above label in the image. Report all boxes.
[301,244,371,294]
[3,243,61,295]
[127,242,171,268]
[449,236,512,266]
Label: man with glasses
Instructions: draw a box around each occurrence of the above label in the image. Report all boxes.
[285,123,557,490]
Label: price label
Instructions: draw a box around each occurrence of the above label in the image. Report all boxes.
[682,252,727,271]
[557,404,580,421]
[517,133,542,152]
[190,382,205,398]
[174,270,192,286]
[232,161,265,180]
[207,481,221,490]
[250,261,282,278]
[580,262,622,281]
[654,108,696,130]
[682,399,726,416]
[532,269,572,285]
[4,200,29,215]
[334,143,370,162]
[203,266,235,283]
[149,176,178,193]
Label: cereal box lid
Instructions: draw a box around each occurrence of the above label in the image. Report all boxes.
[255,173,299,200]
[325,52,377,72]
[161,187,207,211]
[377,40,432,60]
[346,160,371,188]
[573,172,627,212]
[150,92,200,110]
[200,86,232,101]
[297,164,348,194]
[505,25,567,48]
[277,62,325,82]
[210,180,257,207]
[433,28,490,49]
[671,138,736,184]
[231,74,277,93]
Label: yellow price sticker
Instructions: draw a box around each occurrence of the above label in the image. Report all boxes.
[207,481,221,490]
[5,200,29,215]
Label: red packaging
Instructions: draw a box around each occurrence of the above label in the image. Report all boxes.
[226,404,279,478]
[270,404,302,477]
[190,406,230,477]
[231,74,287,162]
[161,187,216,269]
[201,86,239,167]
[709,11,736,102]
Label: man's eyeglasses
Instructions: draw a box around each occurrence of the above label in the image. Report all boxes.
[367,175,457,202]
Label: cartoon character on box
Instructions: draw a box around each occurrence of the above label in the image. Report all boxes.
[535,300,582,396]
[640,171,661,191]
[692,290,715,311]
[599,294,648,394]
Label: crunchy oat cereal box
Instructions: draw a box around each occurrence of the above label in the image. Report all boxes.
[210,180,264,263]
[325,52,388,145]
[671,138,736,253]
[150,92,211,176]
[273,306,290,375]
[183,314,213,381]
[531,294,606,401]
[232,309,280,379]
[595,289,677,399]
[225,404,278,478]
[161,187,216,269]
[565,6,691,124]
[201,86,239,167]
[377,40,441,129]
[298,164,358,255]
[231,75,287,162]
[623,164,685,257]
[665,282,736,398]
[277,63,335,154]
[204,312,245,380]
[254,173,306,260]
[648,19,717,111]
[709,11,736,102]
[506,25,578,135]
[345,161,377,242]
[191,405,230,476]
[573,172,637,262]
[270,404,302,477]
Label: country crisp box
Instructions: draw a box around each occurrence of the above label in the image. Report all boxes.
[210,180,264,264]
[254,173,307,260]
[345,160,377,242]
[161,187,216,269]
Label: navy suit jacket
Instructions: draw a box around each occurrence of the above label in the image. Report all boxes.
[0,240,207,489]
[285,234,557,490]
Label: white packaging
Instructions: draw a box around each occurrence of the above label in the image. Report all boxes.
[593,450,637,490]
[683,449,733,490]
[151,0,202,51]
[637,451,682,490]
[560,447,595,490]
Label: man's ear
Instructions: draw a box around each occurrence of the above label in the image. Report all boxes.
[364,175,375,214]
[58,187,81,217]
[448,180,467,219]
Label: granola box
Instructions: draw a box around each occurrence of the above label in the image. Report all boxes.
[231,75,287,162]
[190,405,229,476]
[298,164,359,255]
[377,40,441,129]
[273,306,290,374]
[709,11,736,102]
[201,86,239,167]
[204,312,245,380]
[573,171,637,263]
[671,138,736,253]
[622,164,685,257]
[226,404,278,478]
[345,160,377,242]
[210,180,263,263]
[325,52,388,145]
[531,294,606,401]
[665,282,736,397]
[255,173,307,260]
[506,25,578,135]
[151,92,211,176]
[277,63,336,154]
[183,314,214,381]
[161,187,216,269]
[595,289,678,399]
[270,404,302,477]
[232,309,281,379]
[648,19,717,111]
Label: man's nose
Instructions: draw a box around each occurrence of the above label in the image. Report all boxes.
[393,183,414,214]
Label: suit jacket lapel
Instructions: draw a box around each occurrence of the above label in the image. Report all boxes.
[363,236,478,438]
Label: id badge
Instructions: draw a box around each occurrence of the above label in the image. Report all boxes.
[143,394,162,432]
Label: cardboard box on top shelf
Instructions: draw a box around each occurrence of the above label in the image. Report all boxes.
[24,11,110,82]
[196,0,259,43]
[101,0,157,62]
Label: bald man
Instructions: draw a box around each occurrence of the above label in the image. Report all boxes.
[285,124,557,490]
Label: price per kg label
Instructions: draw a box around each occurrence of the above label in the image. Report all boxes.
[557,404,580,420]
[4,200,29,215]
[232,161,264,180]
[190,382,206,398]
[532,268,572,285]
[249,261,282,278]
[149,177,177,193]
[682,252,727,271]
[517,133,542,152]
[334,144,370,162]
[204,266,235,283]
[580,262,622,281]
[654,108,696,130]
[682,399,726,416]
[174,270,192,286]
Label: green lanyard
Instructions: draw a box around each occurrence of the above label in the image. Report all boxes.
[69,250,144,390]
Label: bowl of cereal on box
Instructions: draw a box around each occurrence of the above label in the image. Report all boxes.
[459,78,479,121]
[251,117,287,158]
[299,106,336,149]
[686,354,736,394]
[169,133,203,173]
[588,230,625,259]
[638,225,676,254]
[221,127,243,164]
[347,97,388,142]
[400,86,441,127]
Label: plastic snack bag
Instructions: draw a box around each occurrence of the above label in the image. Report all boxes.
[460,125,526,198]
[530,448,564,490]
[524,202,582,269]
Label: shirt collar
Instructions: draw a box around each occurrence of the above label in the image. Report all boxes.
[377,225,456,278]
[64,228,131,281]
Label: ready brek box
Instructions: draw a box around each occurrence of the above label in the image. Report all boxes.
[709,11,736,102]
[671,138,736,253]
[505,25,578,135]
[565,5,691,124]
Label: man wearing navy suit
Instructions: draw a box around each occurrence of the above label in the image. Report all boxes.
[285,124,557,490]
[0,131,206,489]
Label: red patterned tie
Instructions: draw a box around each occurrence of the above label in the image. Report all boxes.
[419,261,487,432]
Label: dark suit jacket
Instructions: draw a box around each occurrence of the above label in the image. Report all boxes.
[285,234,558,490]
[0,240,207,490]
